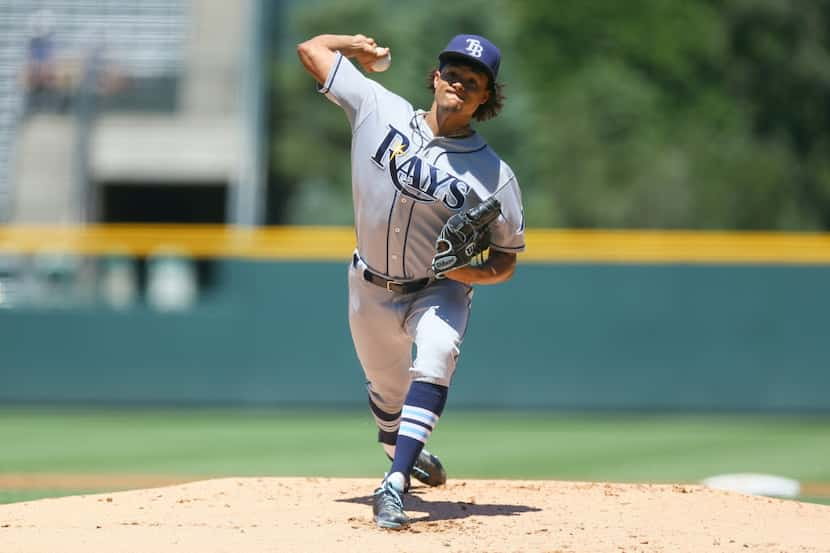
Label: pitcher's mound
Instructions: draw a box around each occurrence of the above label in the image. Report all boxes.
[1,477,828,553]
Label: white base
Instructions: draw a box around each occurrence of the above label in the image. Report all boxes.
[701,473,800,498]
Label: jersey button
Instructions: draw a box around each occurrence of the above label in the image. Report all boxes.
[401,198,407,204]
[391,255,398,260]
[394,227,400,233]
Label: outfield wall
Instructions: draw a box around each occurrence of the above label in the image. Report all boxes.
[1,259,828,410]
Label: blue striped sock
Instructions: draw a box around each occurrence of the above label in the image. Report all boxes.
[390,382,448,480]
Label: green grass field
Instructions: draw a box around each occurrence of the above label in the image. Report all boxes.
[1,407,828,505]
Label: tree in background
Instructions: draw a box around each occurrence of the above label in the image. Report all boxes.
[269,0,830,231]
[510,0,808,229]
[722,0,830,229]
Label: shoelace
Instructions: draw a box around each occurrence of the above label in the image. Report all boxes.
[376,483,404,512]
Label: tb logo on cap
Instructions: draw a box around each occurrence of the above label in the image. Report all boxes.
[465,38,484,58]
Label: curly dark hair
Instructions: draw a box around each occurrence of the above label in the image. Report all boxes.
[425,59,505,122]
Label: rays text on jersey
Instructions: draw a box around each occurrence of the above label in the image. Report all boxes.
[371,125,469,209]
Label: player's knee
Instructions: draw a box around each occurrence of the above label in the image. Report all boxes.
[417,339,459,366]
[413,307,462,376]
[412,338,460,383]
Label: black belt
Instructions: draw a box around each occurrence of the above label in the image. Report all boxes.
[352,254,431,294]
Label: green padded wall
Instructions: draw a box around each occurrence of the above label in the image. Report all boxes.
[1,261,827,410]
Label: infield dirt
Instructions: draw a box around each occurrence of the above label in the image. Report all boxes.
[1,477,828,552]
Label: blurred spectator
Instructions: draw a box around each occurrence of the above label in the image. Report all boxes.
[21,11,129,116]
[80,34,128,99]
[21,9,64,113]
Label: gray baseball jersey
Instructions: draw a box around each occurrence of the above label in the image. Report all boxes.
[320,52,525,411]
[320,52,525,280]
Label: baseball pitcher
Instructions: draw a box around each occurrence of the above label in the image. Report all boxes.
[297,32,525,529]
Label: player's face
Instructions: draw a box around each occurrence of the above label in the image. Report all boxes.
[433,64,491,117]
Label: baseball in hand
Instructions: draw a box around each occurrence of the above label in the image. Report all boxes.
[371,47,391,72]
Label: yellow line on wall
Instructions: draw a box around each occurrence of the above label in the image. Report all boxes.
[1,224,830,264]
[0,225,355,260]
[522,229,830,264]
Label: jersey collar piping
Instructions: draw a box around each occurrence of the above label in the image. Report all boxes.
[411,110,487,153]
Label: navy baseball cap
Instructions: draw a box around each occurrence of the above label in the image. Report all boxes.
[438,34,501,84]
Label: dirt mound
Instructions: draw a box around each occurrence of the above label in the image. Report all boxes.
[1,477,828,552]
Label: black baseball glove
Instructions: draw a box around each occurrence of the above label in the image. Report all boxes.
[431,197,502,278]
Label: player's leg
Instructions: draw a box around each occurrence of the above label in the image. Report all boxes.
[346,261,412,464]
[387,280,473,488]
[347,261,416,528]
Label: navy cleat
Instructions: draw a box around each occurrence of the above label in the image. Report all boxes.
[411,449,447,487]
[385,448,447,488]
[373,472,409,529]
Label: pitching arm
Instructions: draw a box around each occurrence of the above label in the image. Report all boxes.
[297,34,389,84]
